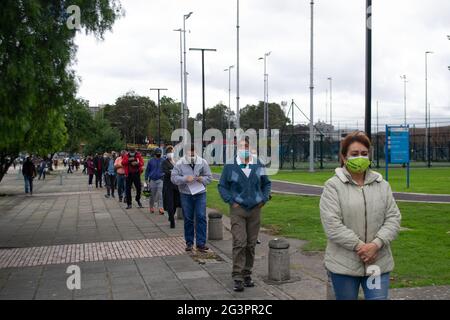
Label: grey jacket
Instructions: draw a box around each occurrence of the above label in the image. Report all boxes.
[170,156,212,195]
[320,167,401,277]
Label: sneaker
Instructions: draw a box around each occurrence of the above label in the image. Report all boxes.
[196,245,210,253]
[185,245,193,252]
[159,209,165,215]
[126,205,132,209]
[233,280,244,292]
[243,276,255,288]
[257,239,261,244]
[105,194,110,199]
[111,194,115,198]
[137,200,143,208]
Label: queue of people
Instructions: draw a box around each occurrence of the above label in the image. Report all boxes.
[18,130,401,299]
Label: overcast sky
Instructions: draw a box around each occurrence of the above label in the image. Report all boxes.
[74,0,450,130]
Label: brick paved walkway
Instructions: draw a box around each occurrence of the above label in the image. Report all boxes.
[0,168,282,300]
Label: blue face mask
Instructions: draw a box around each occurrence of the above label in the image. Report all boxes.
[238,150,250,159]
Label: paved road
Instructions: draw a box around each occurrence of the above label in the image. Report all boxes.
[212,174,450,204]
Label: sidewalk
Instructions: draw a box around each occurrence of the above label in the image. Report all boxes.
[0,168,448,300]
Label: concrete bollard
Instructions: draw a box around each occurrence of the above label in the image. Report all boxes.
[176,207,183,220]
[268,238,290,282]
[207,212,223,240]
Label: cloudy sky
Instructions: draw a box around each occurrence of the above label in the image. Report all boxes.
[74,0,450,130]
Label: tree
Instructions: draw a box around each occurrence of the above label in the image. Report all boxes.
[0,0,123,183]
[83,117,124,156]
[106,91,156,145]
[64,98,94,154]
[240,102,289,132]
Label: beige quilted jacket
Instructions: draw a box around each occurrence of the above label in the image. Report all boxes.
[320,167,402,277]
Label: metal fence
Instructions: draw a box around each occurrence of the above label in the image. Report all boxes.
[279,127,450,170]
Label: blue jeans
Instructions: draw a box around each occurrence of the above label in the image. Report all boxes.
[24,175,33,194]
[329,271,390,300]
[117,174,126,199]
[180,192,207,247]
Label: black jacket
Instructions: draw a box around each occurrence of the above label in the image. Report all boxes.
[22,160,37,177]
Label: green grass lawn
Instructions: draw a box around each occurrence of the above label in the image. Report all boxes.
[206,181,450,288]
[211,166,450,195]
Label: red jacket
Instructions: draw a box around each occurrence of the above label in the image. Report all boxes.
[122,152,144,176]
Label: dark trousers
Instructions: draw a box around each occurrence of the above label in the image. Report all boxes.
[126,172,141,205]
[88,174,94,185]
[95,172,102,188]
[105,174,116,196]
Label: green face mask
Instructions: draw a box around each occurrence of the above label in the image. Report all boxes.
[346,156,370,174]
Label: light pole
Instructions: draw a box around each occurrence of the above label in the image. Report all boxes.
[258,52,271,131]
[189,48,217,144]
[174,28,184,129]
[365,0,372,140]
[150,88,168,148]
[400,75,408,126]
[183,12,193,132]
[224,65,235,129]
[327,77,333,127]
[236,0,240,129]
[425,51,433,167]
[309,0,315,172]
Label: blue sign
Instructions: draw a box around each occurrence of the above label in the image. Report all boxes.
[387,128,410,164]
[385,125,410,188]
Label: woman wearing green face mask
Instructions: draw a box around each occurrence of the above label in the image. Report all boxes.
[320,131,401,300]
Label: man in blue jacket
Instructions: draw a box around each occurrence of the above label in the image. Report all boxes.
[145,148,165,214]
[218,137,271,292]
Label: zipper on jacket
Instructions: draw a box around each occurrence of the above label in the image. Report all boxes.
[361,186,368,243]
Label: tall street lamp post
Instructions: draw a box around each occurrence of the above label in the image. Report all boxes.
[224,65,235,129]
[189,48,217,144]
[150,88,168,148]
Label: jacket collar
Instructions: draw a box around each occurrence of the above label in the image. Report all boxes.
[335,167,383,186]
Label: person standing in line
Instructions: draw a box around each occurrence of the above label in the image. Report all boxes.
[22,156,37,195]
[115,150,127,203]
[320,131,401,300]
[145,148,165,214]
[93,153,104,188]
[86,156,95,190]
[218,137,272,292]
[171,143,212,252]
[122,147,144,209]
[162,146,180,229]
[104,152,117,199]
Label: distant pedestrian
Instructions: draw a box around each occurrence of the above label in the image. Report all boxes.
[122,147,144,209]
[218,137,272,292]
[104,152,117,199]
[162,146,181,229]
[319,131,401,300]
[114,150,127,203]
[22,156,37,195]
[67,158,73,174]
[145,148,164,215]
[38,159,47,180]
[93,153,104,188]
[86,156,95,190]
[171,143,212,252]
